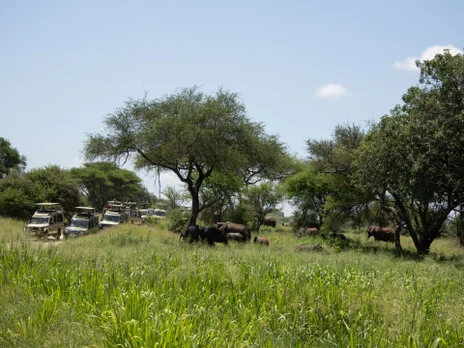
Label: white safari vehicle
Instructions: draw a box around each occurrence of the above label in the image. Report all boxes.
[138,208,167,222]
[25,203,66,240]
[139,207,155,222]
[154,209,167,218]
[99,201,129,229]
[64,206,99,237]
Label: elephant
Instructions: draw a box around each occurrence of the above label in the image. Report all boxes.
[201,226,228,246]
[294,243,324,252]
[263,216,276,228]
[367,226,395,243]
[217,221,251,241]
[253,236,269,246]
[180,225,204,243]
[181,225,228,246]
[298,227,319,237]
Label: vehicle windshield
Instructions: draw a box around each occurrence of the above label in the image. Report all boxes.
[139,209,148,216]
[154,210,166,217]
[30,216,49,224]
[103,214,121,222]
[70,218,89,228]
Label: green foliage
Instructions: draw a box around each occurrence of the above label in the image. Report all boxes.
[0,166,81,219]
[223,199,251,225]
[284,162,333,228]
[286,124,372,231]
[166,208,189,233]
[162,186,187,211]
[70,162,153,211]
[0,137,26,178]
[25,165,82,217]
[199,171,244,224]
[0,172,37,219]
[243,182,283,231]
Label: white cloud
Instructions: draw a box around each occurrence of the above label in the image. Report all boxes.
[316,83,348,98]
[393,45,463,72]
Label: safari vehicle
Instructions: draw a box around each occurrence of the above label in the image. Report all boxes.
[64,206,99,237]
[99,201,129,228]
[139,207,155,222]
[153,209,167,218]
[125,201,143,224]
[25,203,66,240]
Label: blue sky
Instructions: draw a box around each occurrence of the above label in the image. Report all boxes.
[1,0,462,205]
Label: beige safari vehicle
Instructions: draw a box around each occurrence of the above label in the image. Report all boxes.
[64,206,99,237]
[26,203,66,240]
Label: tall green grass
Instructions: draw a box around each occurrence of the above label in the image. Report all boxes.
[0,217,463,347]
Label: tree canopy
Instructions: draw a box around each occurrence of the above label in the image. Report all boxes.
[0,171,38,219]
[25,165,83,217]
[84,87,292,225]
[0,137,26,178]
[70,162,154,210]
[0,166,82,219]
[243,182,283,231]
[285,124,372,231]
[354,50,464,254]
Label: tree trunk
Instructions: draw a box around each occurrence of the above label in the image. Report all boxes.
[394,225,404,257]
[408,229,434,255]
[188,185,200,226]
[380,202,403,257]
[416,240,432,255]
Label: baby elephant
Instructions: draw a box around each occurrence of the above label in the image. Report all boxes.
[253,236,270,246]
[294,243,323,252]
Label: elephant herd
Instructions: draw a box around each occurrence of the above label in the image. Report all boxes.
[180,221,270,247]
[180,221,397,250]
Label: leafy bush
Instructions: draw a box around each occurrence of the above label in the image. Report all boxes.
[166,209,188,233]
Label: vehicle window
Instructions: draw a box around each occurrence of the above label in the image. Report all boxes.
[71,218,89,228]
[30,216,49,224]
[104,214,121,222]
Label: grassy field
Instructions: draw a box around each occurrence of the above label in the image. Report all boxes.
[1,217,463,347]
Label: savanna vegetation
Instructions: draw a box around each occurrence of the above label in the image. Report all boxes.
[1,217,464,347]
[1,50,464,346]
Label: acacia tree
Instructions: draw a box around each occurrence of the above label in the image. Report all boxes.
[354,51,464,254]
[84,87,291,225]
[70,162,153,210]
